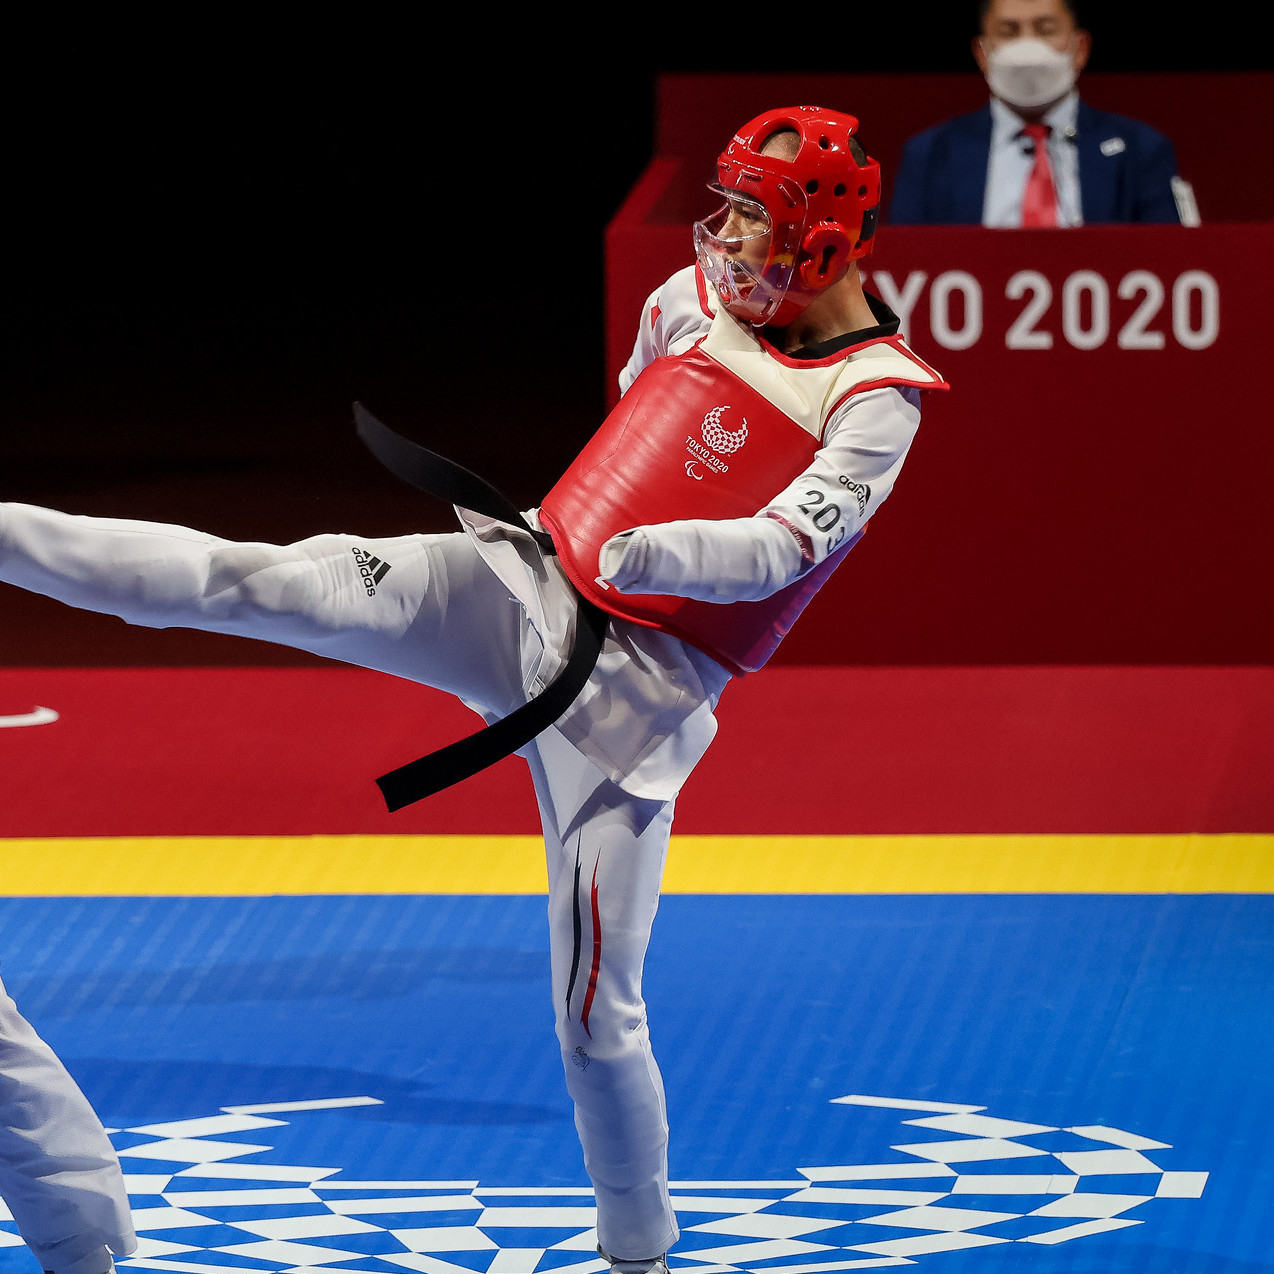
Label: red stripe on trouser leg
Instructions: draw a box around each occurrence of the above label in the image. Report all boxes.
[580,858,602,1038]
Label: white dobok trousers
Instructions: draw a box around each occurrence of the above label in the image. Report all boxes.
[0,504,713,1260]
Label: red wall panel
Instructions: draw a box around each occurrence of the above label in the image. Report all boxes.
[605,81,1273,664]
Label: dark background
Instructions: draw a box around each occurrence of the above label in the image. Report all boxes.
[2,12,1268,663]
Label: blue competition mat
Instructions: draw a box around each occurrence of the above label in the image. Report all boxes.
[0,893,1269,1274]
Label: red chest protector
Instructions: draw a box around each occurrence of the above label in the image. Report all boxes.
[539,343,869,676]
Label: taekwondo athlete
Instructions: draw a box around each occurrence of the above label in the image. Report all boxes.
[0,105,946,1274]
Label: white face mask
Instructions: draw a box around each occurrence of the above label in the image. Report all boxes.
[983,37,1078,111]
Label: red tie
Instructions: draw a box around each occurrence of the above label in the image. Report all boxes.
[1021,123,1057,227]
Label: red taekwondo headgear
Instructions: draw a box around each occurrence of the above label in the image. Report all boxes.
[693,105,881,328]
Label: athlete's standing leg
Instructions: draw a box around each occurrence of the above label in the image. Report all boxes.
[526,745,680,1265]
[0,975,137,1274]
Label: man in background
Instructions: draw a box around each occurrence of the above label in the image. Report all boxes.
[888,0,1194,227]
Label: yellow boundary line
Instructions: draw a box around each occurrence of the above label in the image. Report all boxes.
[3,834,1272,895]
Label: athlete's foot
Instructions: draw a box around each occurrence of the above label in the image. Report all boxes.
[598,1245,669,1274]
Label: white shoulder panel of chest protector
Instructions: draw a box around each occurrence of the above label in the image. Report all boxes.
[701,308,944,442]
[660,263,717,354]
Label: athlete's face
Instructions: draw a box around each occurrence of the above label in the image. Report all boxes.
[716,192,772,290]
[693,183,788,322]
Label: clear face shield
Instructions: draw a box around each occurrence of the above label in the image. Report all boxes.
[693,186,803,326]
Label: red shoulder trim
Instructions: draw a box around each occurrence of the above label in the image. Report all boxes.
[883,336,949,387]
[693,265,715,318]
[753,331,858,369]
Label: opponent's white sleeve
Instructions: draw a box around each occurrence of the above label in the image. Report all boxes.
[1,975,137,1274]
[598,385,922,603]
[618,265,712,395]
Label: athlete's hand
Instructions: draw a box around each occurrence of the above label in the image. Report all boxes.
[597,529,646,593]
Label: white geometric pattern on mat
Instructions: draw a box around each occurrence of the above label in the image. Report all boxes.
[0,1094,1207,1272]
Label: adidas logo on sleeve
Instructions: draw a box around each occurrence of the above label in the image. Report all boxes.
[351,546,393,596]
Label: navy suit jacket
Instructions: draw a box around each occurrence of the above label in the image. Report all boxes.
[888,100,1182,225]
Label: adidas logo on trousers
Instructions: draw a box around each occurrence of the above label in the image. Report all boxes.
[352,547,392,596]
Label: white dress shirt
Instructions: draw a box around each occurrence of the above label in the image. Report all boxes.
[983,92,1083,227]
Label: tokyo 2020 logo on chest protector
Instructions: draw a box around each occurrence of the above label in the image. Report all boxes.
[685,406,750,480]
[700,406,749,456]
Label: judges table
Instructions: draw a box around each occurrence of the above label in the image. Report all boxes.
[605,195,1271,665]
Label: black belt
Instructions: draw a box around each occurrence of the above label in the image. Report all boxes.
[353,402,609,812]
